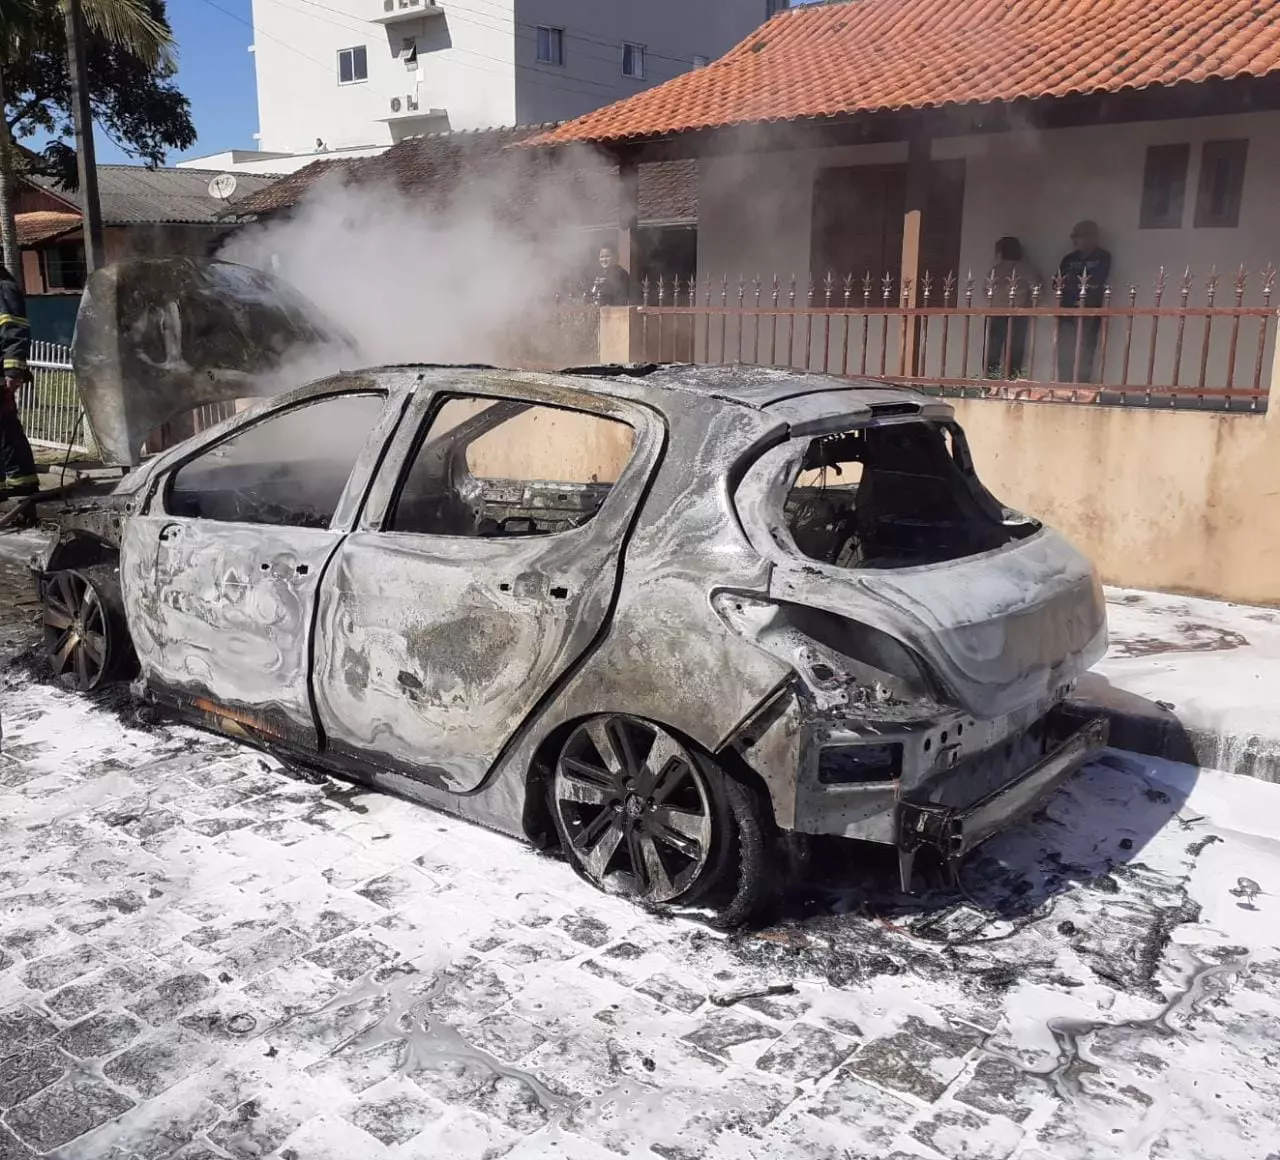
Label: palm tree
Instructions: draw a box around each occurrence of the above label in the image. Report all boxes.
[0,0,173,287]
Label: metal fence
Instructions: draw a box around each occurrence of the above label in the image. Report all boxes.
[632,266,1280,411]
[18,340,93,453]
[16,342,246,460]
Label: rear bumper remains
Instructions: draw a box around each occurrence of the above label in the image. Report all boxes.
[897,714,1109,860]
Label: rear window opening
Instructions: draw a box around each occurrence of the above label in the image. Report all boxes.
[783,421,1038,569]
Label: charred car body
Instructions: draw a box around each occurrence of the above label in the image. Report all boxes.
[34,259,1108,919]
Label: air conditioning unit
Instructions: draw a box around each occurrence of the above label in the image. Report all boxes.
[406,95,420,111]
[390,96,403,113]
[399,0,422,9]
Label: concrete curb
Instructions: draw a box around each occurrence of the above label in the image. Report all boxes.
[1070,674,1280,782]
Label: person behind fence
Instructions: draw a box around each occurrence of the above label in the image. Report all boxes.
[986,236,1040,379]
[0,264,38,500]
[1055,220,1112,383]
[591,245,630,306]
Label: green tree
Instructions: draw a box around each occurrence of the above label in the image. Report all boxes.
[0,0,194,286]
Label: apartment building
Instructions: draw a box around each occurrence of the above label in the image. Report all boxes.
[210,0,787,170]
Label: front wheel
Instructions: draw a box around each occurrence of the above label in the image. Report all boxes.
[40,565,133,692]
[549,714,768,924]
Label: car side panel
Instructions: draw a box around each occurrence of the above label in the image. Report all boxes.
[311,385,665,793]
[120,516,341,745]
[312,527,622,792]
[117,377,413,743]
[331,400,799,841]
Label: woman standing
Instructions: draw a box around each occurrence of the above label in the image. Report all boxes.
[986,237,1040,379]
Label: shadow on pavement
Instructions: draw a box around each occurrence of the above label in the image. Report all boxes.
[773,693,1200,929]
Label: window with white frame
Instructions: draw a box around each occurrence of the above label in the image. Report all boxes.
[536,26,564,65]
[338,46,368,84]
[622,42,645,78]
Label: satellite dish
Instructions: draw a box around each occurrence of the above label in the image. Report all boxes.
[207,173,238,201]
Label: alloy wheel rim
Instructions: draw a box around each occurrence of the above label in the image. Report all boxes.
[554,715,713,903]
[42,572,109,691]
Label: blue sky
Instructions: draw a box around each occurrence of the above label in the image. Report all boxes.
[96,0,259,165]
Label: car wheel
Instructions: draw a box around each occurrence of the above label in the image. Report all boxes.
[41,566,130,692]
[550,714,767,924]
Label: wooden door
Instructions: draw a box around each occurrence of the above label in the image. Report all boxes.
[811,160,966,290]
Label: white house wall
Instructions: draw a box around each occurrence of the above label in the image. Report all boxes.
[251,0,518,155]
[697,112,1280,389]
[938,112,1280,308]
[250,1,778,160]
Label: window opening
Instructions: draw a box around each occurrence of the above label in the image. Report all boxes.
[1194,140,1248,228]
[389,396,636,538]
[167,393,385,528]
[1139,143,1189,230]
[537,26,564,65]
[338,46,368,84]
[783,422,1030,569]
[622,42,646,78]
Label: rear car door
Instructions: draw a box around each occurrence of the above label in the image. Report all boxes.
[119,384,404,747]
[312,384,662,792]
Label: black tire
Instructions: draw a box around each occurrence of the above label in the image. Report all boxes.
[547,714,769,927]
[40,564,135,691]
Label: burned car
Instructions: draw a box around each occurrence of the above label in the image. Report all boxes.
[34,260,1108,921]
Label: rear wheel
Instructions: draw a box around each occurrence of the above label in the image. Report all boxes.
[549,714,768,923]
[41,566,131,691]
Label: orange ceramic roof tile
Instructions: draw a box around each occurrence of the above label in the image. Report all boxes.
[535,0,1280,146]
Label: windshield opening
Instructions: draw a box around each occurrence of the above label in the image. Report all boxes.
[784,420,1036,569]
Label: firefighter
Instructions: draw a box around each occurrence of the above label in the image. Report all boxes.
[0,264,39,499]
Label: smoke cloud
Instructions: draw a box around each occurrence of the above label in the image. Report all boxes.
[221,144,618,370]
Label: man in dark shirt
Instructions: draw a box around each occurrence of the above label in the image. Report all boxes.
[1055,220,1112,383]
[591,245,631,306]
[0,265,38,499]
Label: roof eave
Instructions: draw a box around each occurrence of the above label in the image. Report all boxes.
[546,72,1280,159]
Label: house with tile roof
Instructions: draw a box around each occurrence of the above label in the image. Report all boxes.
[537,0,1280,394]
[529,0,1280,606]
[14,166,282,341]
[226,124,701,294]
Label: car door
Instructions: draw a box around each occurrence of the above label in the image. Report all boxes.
[119,383,406,747]
[312,383,663,792]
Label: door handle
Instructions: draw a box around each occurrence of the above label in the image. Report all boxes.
[158,523,183,543]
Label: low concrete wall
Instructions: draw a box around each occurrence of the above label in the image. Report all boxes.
[953,399,1280,606]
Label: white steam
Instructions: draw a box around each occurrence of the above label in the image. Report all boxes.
[221,144,618,369]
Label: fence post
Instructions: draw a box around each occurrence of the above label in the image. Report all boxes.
[899,132,930,375]
[1266,309,1280,421]
[598,306,643,364]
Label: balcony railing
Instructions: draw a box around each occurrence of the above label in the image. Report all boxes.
[626,266,1279,412]
[373,0,443,24]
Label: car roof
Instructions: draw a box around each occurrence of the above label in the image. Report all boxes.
[626,364,940,411]
[374,363,952,426]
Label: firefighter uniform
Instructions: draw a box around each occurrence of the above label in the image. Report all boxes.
[0,267,39,498]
